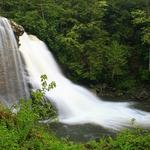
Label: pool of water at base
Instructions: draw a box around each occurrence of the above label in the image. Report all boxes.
[47,98,150,142]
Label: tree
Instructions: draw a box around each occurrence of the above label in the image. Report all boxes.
[131,8,150,75]
[106,41,128,80]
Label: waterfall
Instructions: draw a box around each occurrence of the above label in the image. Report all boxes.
[0,17,29,106]
[19,33,150,130]
[0,16,149,131]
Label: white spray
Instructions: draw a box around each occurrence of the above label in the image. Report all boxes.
[19,33,150,130]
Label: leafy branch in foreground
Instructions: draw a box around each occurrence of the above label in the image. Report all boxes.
[31,74,57,120]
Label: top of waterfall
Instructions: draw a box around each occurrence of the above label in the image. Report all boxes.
[29,35,41,41]
[0,16,7,19]
[10,20,24,36]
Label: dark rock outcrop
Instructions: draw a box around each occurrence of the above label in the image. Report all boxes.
[10,20,24,46]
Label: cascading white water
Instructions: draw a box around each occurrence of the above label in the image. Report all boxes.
[19,33,150,130]
[0,17,29,106]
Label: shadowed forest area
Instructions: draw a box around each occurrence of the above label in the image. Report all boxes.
[0,0,149,99]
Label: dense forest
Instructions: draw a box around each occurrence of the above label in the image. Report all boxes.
[0,0,150,149]
[0,0,149,98]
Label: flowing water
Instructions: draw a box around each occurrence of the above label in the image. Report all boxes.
[0,17,149,141]
[19,33,150,132]
[49,99,150,142]
[0,16,149,140]
[0,17,29,106]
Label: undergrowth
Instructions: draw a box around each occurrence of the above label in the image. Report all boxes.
[0,75,150,150]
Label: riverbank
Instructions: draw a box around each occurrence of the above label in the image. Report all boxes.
[90,84,150,102]
[1,103,150,150]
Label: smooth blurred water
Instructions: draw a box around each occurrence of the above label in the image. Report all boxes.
[48,99,150,142]
[19,33,150,131]
[0,17,29,106]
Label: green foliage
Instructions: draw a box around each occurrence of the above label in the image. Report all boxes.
[0,74,57,149]
[0,0,149,93]
[106,41,128,80]
[31,75,57,120]
[108,129,150,150]
[1,102,150,150]
[131,9,150,45]
[16,99,36,144]
[116,78,136,91]
[0,102,85,150]
[87,129,150,150]
[139,69,150,83]
[0,75,83,150]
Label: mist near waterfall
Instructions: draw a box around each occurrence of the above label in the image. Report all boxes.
[19,33,150,130]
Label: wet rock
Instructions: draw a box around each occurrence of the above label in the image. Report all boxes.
[135,90,149,100]
[10,20,24,46]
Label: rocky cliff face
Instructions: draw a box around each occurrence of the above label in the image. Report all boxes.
[10,20,24,46]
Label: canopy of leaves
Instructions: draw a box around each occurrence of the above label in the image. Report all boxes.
[0,0,149,91]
